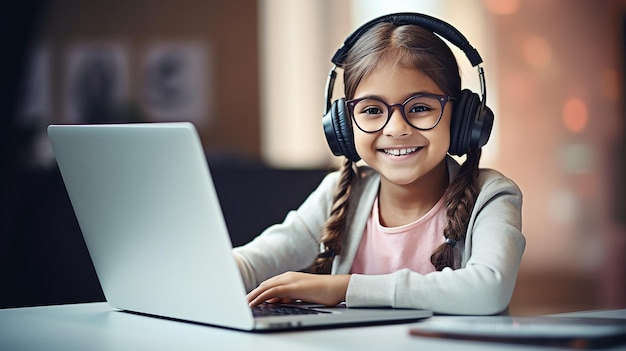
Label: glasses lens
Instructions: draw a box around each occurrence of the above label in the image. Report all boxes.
[402,95,445,130]
[350,98,389,132]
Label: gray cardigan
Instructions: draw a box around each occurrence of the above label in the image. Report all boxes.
[233,157,525,315]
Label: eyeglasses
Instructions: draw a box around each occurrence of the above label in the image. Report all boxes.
[346,93,455,133]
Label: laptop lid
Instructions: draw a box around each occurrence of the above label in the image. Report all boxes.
[48,122,431,330]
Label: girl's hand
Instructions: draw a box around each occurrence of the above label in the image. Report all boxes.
[246,272,350,307]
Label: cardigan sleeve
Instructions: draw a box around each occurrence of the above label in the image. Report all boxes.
[345,170,525,315]
[233,171,339,292]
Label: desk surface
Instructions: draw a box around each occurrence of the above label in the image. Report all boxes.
[1,302,625,351]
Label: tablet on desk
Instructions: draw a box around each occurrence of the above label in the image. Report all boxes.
[409,315,626,349]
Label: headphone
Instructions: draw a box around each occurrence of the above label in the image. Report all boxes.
[322,12,494,162]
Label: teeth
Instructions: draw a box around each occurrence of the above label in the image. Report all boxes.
[383,147,418,156]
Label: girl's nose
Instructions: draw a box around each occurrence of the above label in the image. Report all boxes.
[382,107,412,137]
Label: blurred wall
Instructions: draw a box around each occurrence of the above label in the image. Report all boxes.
[26,0,260,158]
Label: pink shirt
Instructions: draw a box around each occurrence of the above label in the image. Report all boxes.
[350,196,447,275]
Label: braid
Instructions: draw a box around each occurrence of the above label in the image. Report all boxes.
[431,148,482,271]
[310,158,358,274]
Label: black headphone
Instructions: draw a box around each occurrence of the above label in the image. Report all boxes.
[322,12,494,162]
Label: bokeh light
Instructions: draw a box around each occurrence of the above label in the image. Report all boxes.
[523,35,552,69]
[484,0,521,15]
[562,97,588,133]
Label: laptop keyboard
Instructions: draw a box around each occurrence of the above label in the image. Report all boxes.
[251,304,331,318]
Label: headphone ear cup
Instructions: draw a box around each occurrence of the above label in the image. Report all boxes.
[449,89,494,156]
[322,98,360,162]
[472,103,494,150]
[449,89,475,156]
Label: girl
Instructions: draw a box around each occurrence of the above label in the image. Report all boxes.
[233,13,525,315]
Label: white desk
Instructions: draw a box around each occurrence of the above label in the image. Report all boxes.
[1,303,625,351]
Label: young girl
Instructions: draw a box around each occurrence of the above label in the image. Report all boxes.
[233,13,525,315]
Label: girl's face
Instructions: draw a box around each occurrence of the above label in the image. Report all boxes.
[352,64,452,187]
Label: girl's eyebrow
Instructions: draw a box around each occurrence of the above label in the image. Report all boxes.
[352,91,438,102]
[351,93,386,101]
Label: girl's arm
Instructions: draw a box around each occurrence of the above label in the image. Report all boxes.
[346,171,525,315]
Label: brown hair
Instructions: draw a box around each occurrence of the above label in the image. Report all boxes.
[310,158,359,273]
[312,22,481,273]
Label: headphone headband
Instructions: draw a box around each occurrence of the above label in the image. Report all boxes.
[324,12,488,115]
[331,12,483,67]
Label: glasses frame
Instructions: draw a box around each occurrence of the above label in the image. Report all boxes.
[346,93,456,133]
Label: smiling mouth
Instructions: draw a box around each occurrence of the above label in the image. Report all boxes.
[381,147,420,156]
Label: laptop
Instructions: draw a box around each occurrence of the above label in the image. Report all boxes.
[47,122,432,331]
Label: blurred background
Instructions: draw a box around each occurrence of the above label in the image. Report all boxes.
[1,0,625,316]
